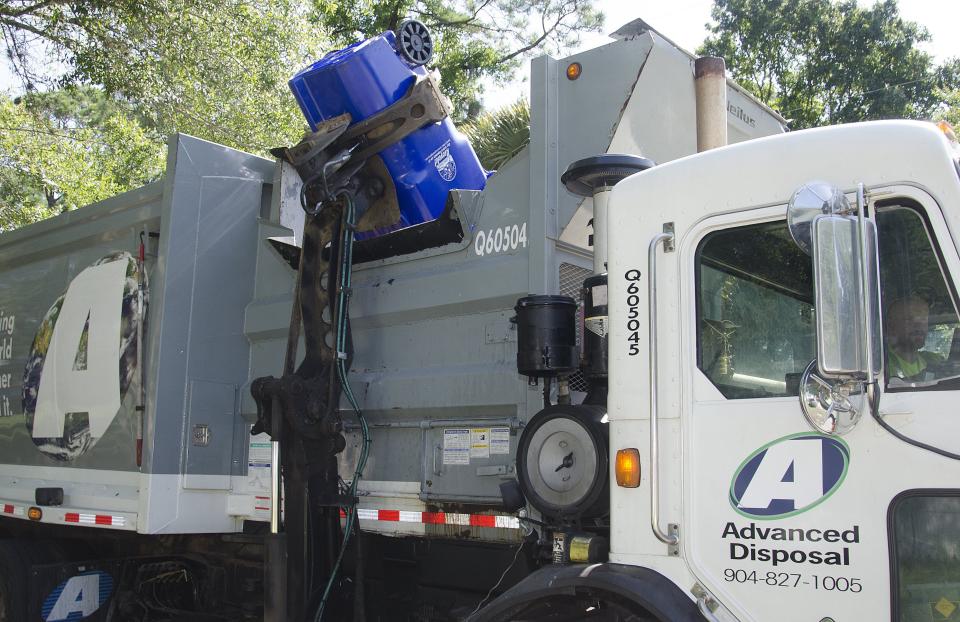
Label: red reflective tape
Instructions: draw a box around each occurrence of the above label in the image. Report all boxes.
[470,514,496,528]
[422,512,446,524]
[2,504,12,514]
[65,513,80,523]
[95,515,113,525]
[339,506,518,529]
[378,510,400,522]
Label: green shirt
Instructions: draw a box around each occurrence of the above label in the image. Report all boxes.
[887,348,943,381]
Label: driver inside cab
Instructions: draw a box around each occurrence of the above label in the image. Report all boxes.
[885,296,943,382]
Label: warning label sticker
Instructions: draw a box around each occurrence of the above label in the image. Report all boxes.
[443,428,471,465]
[470,428,491,459]
[490,427,510,454]
[246,431,273,493]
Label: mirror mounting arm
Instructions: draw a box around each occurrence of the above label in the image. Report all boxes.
[856,183,881,413]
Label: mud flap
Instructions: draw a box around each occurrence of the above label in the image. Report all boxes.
[30,561,120,622]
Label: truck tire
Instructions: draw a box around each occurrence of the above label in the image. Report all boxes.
[480,589,657,621]
[474,564,705,622]
[0,540,30,622]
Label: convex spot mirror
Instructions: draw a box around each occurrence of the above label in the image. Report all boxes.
[800,359,864,435]
[787,182,850,253]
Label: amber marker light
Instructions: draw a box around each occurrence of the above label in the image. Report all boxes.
[936,120,958,147]
[27,507,42,521]
[615,448,641,488]
[566,62,582,81]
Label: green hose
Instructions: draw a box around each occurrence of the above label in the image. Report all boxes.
[315,193,372,621]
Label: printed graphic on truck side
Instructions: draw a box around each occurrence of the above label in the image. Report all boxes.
[729,432,850,519]
[22,252,143,461]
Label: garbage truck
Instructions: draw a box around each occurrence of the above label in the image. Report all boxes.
[3,16,960,622]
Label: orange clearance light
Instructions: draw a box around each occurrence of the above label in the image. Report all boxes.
[566,62,582,81]
[27,507,42,521]
[615,448,641,488]
[936,120,958,146]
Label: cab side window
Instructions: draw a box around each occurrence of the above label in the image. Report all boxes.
[877,205,960,389]
[891,493,960,620]
[696,221,815,399]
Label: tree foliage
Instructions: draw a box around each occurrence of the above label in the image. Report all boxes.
[0,0,325,230]
[311,0,602,119]
[700,0,960,128]
[1,0,325,151]
[941,91,960,128]
[462,98,530,169]
[0,86,164,232]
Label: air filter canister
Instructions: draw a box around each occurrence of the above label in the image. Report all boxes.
[515,295,578,378]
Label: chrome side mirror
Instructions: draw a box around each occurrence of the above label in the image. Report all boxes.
[787,182,882,435]
[811,214,882,378]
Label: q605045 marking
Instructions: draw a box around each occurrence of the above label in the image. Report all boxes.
[624,269,642,355]
[474,223,527,257]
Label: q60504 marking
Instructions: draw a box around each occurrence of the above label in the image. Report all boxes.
[474,223,527,257]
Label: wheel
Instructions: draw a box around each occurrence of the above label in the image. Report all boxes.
[396,19,434,66]
[0,541,30,622]
[485,588,656,621]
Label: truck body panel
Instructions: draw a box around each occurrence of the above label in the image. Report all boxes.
[0,134,275,534]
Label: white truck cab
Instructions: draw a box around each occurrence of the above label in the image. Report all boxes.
[601,120,960,621]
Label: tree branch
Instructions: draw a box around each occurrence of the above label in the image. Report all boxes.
[1,0,71,19]
[0,14,69,45]
[416,0,495,28]
[489,2,577,66]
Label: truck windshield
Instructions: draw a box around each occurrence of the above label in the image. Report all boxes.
[696,221,816,399]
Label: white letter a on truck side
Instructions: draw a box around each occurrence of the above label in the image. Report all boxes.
[32,259,127,439]
[737,439,824,512]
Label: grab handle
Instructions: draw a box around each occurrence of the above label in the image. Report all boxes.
[648,232,678,546]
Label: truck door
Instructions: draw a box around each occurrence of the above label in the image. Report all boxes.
[682,188,960,622]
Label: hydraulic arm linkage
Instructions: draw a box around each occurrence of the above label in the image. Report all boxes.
[250,72,451,622]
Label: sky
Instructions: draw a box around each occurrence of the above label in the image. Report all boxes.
[482,0,960,109]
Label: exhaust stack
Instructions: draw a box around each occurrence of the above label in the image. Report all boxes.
[695,56,728,152]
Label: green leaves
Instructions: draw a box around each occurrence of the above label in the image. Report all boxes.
[0,1,326,230]
[0,87,164,232]
[701,0,960,129]
[67,1,327,152]
[2,1,326,153]
[462,97,529,170]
